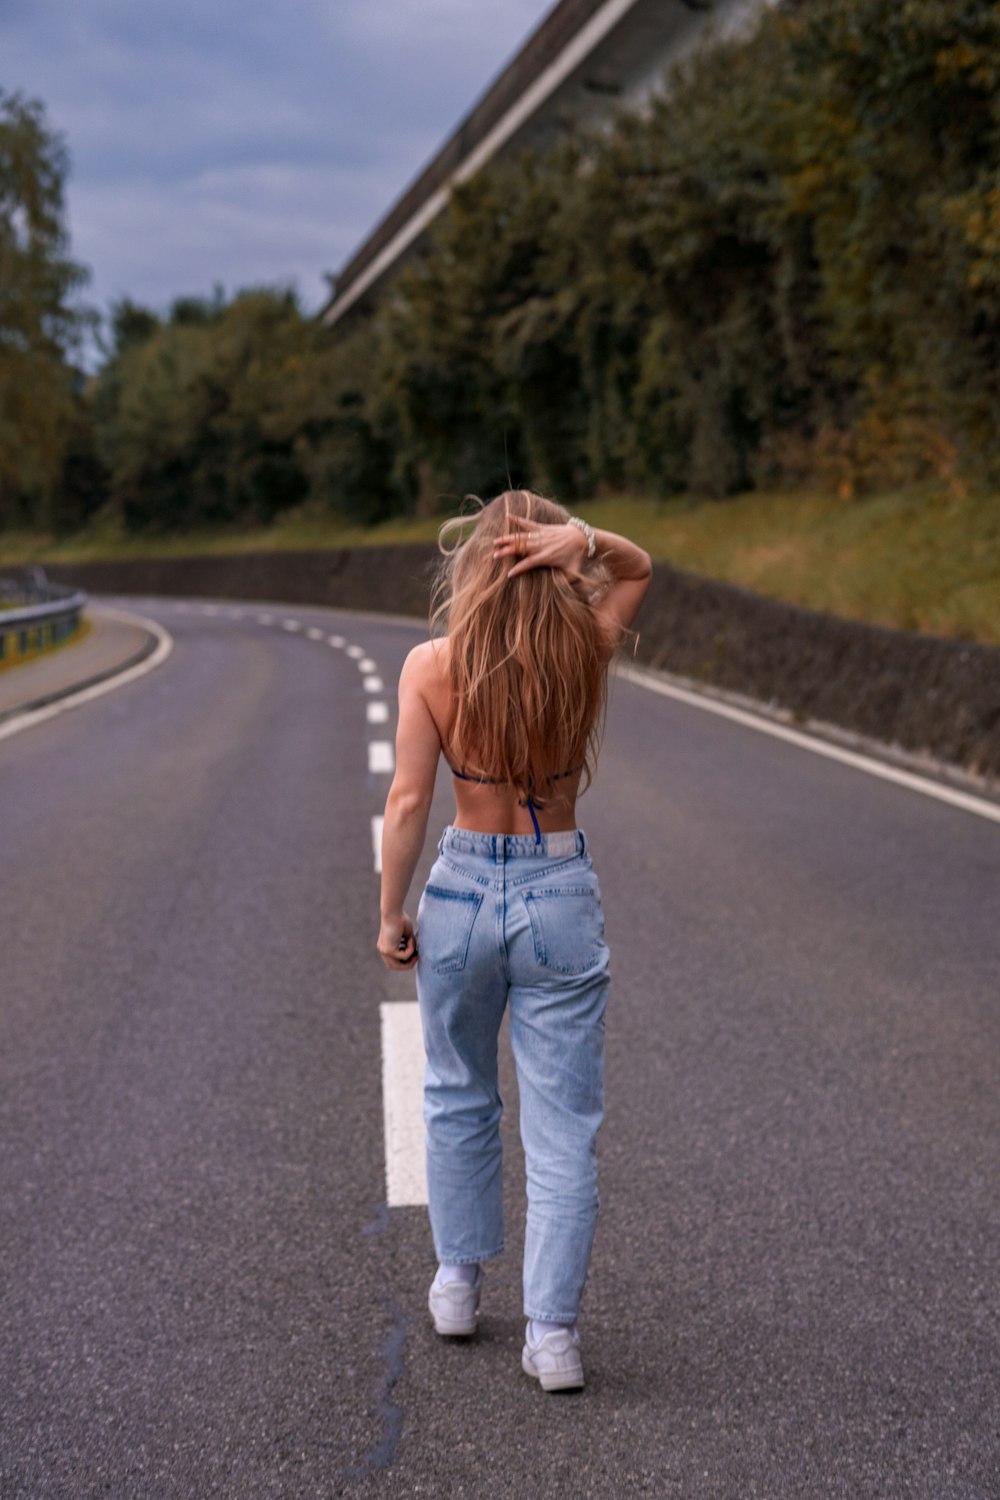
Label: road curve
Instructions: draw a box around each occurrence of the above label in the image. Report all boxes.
[1,594,997,1500]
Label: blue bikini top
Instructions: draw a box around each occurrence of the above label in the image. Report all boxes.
[445,760,581,844]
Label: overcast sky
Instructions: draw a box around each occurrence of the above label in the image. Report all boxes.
[1,0,553,323]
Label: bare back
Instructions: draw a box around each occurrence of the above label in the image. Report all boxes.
[412,637,582,837]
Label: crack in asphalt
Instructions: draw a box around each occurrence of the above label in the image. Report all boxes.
[340,1206,409,1487]
[339,1302,409,1487]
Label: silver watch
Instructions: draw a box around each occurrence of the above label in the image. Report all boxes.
[567,515,596,560]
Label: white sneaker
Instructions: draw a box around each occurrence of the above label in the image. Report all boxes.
[521,1326,584,1391]
[428,1267,483,1336]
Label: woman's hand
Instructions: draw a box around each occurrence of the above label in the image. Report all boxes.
[377,912,417,970]
[494,515,589,579]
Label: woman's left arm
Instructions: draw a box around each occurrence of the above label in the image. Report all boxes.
[376,645,441,970]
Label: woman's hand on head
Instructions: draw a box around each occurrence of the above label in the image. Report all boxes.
[494,515,589,580]
[377,912,417,970]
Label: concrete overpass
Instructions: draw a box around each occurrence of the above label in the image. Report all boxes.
[320,0,771,328]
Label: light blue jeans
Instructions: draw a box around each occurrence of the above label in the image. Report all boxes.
[415,826,610,1325]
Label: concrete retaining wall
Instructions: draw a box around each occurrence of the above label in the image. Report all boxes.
[42,546,1000,780]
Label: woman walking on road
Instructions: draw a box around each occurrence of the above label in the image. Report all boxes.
[376,490,651,1390]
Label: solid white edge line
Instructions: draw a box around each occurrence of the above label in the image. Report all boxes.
[0,606,174,744]
[372,814,384,874]
[620,663,1000,827]
[380,1001,428,1207]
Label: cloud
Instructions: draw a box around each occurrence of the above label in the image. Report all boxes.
[1,0,555,319]
[70,158,434,313]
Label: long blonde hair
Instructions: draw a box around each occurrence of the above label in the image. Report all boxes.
[430,489,617,806]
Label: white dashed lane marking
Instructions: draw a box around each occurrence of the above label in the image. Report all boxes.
[380,1002,428,1207]
[136,606,425,1209]
[139,608,420,1207]
[368,741,394,774]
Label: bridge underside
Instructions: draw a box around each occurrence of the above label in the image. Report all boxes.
[320,0,768,328]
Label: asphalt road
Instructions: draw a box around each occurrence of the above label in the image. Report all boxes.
[1,596,997,1500]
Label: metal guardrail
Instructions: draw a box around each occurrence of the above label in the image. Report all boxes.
[0,568,88,666]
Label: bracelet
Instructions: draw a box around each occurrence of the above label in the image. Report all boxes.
[567,515,596,560]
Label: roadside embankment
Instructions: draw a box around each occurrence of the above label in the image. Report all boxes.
[41,547,1000,781]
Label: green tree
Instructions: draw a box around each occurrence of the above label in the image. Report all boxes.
[0,91,91,529]
[91,287,398,532]
[375,154,574,506]
[770,0,1000,481]
[351,0,1000,502]
[100,291,298,531]
[77,0,1000,533]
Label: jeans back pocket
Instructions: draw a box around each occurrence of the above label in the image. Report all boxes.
[522,887,605,975]
[418,885,484,972]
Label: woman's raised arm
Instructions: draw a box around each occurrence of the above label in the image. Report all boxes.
[588,525,653,635]
[494,514,652,634]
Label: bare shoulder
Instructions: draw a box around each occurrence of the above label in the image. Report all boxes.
[400,638,450,700]
[402,637,447,676]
